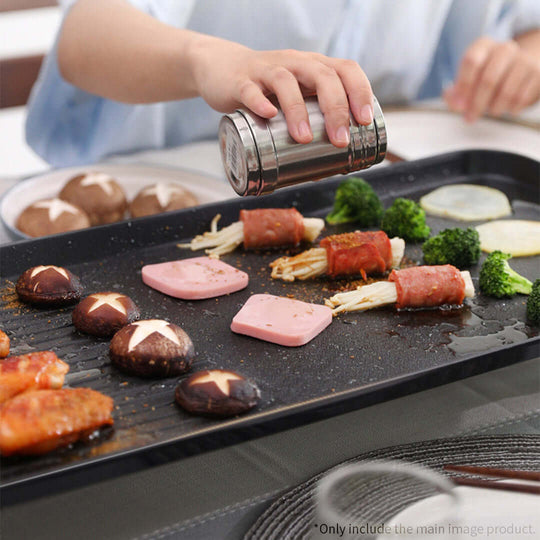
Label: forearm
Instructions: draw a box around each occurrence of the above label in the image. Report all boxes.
[57,0,373,147]
[58,0,202,103]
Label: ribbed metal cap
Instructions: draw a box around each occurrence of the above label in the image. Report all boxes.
[373,96,387,163]
[236,109,278,196]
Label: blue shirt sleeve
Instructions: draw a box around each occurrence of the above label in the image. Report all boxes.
[26,36,173,167]
[26,1,196,167]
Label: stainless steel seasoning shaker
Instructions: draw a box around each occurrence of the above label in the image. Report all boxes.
[219,96,387,197]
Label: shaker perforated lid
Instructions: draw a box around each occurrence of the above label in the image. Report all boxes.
[219,114,260,196]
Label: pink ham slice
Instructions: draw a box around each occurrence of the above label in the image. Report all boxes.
[231,294,332,346]
[388,265,466,309]
[240,208,304,249]
[142,257,248,300]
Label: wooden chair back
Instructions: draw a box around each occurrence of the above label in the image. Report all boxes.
[0,1,57,108]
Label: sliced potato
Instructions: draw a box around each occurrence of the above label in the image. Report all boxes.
[476,220,540,256]
[420,184,511,221]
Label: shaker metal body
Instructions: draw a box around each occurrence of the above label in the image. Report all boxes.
[219,96,387,197]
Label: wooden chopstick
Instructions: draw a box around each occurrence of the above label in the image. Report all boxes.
[384,150,406,163]
[451,477,540,495]
[444,465,540,495]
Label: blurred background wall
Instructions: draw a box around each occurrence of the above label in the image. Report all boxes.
[0,1,61,177]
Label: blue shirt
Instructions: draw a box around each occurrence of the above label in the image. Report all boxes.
[26,0,540,167]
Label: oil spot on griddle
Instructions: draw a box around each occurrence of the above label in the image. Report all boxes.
[393,305,481,329]
[84,428,156,458]
[448,320,529,355]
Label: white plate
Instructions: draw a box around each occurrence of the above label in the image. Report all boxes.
[1,164,236,240]
[384,109,540,162]
[378,484,540,540]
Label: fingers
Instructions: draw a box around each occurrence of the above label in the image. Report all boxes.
[466,41,518,122]
[257,65,313,144]
[447,38,496,118]
[488,61,529,116]
[250,52,372,147]
[325,57,374,126]
[290,60,352,147]
[490,55,540,116]
[447,37,540,122]
[513,75,540,114]
[235,80,278,118]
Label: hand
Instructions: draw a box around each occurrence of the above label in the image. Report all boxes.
[188,35,374,147]
[444,37,540,122]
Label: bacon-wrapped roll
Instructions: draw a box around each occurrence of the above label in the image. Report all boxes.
[179,208,324,257]
[325,265,475,314]
[0,351,69,404]
[389,265,466,309]
[271,231,405,282]
[321,231,393,277]
[241,209,304,249]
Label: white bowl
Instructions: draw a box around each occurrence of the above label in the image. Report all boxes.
[1,164,235,240]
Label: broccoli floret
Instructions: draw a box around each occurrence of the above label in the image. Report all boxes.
[326,177,383,226]
[422,227,481,268]
[479,250,533,298]
[381,198,430,242]
[526,279,540,323]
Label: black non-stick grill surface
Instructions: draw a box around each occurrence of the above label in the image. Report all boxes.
[1,150,538,500]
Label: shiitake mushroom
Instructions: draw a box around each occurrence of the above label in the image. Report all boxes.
[72,292,140,337]
[16,265,83,306]
[109,319,194,377]
[175,369,261,417]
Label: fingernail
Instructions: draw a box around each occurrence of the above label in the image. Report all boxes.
[360,104,373,124]
[265,103,278,116]
[336,126,350,145]
[298,120,312,141]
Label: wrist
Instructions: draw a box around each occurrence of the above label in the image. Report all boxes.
[161,29,202,99]
[183,30,217,98]
[184,32,253,99]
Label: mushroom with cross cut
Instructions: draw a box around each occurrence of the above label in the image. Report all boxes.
[72,292,140,337]
[175,369,261,417]
[16,265,84,306]
[16,198,90,237]
[109,319,195,377]
[59,172,127,225]
[129,182,198,218]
